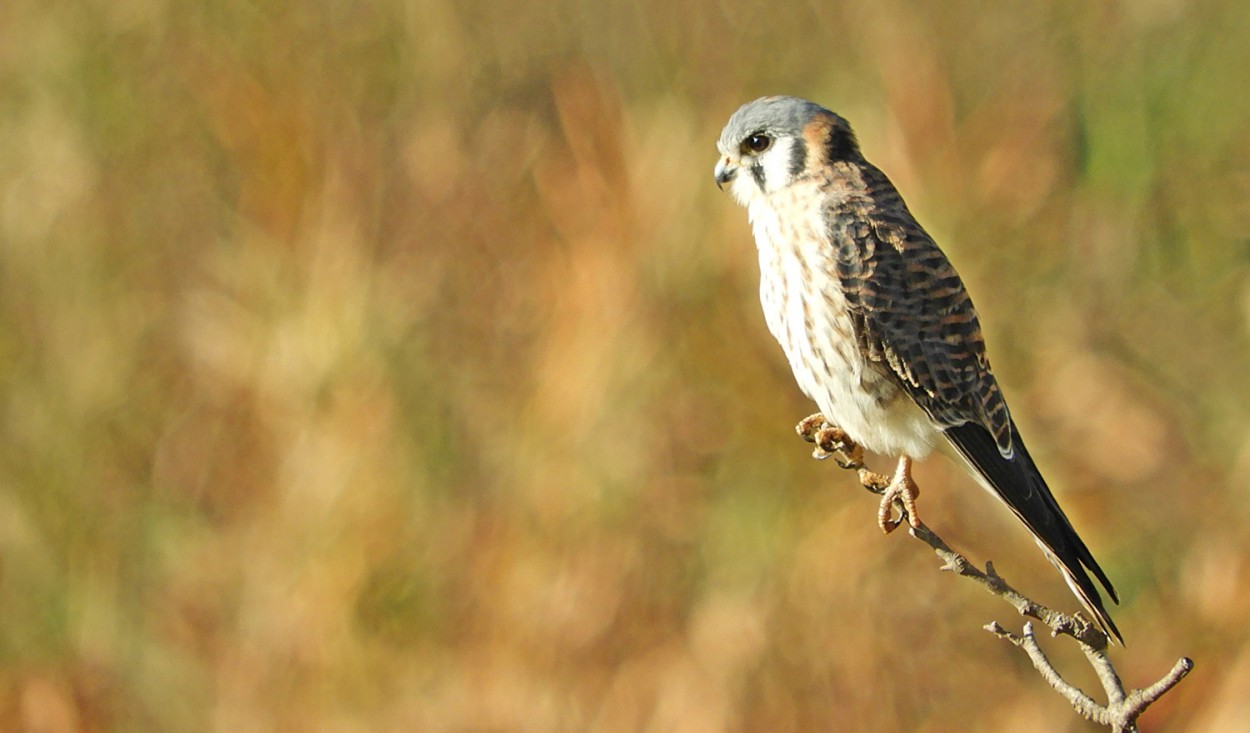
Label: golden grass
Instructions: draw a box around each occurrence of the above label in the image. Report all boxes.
[1,0,1249,730]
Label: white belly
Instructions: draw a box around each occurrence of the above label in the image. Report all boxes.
[749,193,937,459]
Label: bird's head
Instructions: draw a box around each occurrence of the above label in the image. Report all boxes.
[714,96,861,207]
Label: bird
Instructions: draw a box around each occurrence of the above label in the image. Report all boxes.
[713,95,1121,642]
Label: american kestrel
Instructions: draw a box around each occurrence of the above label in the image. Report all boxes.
[714,96,1121,642]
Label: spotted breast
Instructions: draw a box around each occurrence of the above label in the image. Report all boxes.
[748,179,939,460]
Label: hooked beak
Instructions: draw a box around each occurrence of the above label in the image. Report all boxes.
[714,157,737,191]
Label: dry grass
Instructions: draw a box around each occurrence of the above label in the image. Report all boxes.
[2,0,1249,730]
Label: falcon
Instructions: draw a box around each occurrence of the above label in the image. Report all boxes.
[714,96,1121,642]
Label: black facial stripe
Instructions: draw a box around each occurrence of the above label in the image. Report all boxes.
[750,163,767,190]
[788,139,807,177]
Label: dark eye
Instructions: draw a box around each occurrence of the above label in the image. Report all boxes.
[742,133,772,153]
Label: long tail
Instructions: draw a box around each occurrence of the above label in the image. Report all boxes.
[943,421,1122,643]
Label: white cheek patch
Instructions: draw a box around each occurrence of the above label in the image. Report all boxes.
[728,136,801,206]
[758,137,798,194]
[730,171,762,206]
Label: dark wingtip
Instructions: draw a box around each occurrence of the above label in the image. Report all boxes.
[1108,618,1125,645]
[943,421,1123,645]
[1070,562,1130,640]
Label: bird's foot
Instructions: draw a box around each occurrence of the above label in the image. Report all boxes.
[795,413,827,441]
[796,413,864,469]
[798,415,922,534]
[875,457,922,534]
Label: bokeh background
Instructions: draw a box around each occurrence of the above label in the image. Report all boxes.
[2,0,1249,730]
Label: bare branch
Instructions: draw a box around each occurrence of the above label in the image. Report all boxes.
[908,521,1109,649]
[908,517,1192,732]
[986,622,1105,721]
[910,510,1190,725]
[798,416,1194,731]
[1125,657,1195,715]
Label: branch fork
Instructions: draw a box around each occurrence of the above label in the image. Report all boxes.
[797,414,1193,732]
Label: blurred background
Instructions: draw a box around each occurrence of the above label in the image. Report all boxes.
[2,0,1249,730]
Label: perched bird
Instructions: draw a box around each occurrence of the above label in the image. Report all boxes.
[714,96,1121,642]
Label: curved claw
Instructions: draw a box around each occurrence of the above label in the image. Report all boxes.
[801,419,865,470]
[877,457,921,534]
[795,413,828,442]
